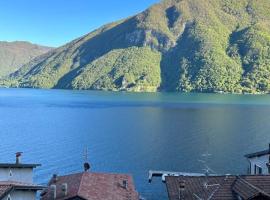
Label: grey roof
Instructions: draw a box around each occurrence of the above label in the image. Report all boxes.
[245,149,270,158]
[0,163,41,168]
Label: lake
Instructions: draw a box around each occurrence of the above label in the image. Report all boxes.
[0,88,270,200]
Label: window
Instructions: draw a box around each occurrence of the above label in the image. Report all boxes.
[254,165,263,175]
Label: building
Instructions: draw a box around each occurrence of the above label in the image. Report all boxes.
[0,152,44,200]
[245,144,270,175]
[41,172,139,200]
[166,175,270,200]
[0,181,45,200]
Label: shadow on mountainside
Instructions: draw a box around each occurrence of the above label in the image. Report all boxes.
[54,16,145,89]
[159,22,199,91]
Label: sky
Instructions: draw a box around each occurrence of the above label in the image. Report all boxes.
[0,0,159,47]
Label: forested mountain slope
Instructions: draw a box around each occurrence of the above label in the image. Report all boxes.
[3,0,270,93]
[0,41,52,77]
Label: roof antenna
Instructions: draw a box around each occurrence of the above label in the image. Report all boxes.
[83,147,90,172]
[199,152,219,189]
[194,152,220,200]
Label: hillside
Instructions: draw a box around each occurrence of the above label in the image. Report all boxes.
[2,0,270,93]
[0,41,52,77]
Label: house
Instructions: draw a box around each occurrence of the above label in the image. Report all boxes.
[245,144,270,175]
[0,181,45,200]
[0,152,44,200]
[165,175,270,200]
[40,172,139,200]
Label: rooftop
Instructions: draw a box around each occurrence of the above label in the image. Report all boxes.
[166,175,270,200]
[41,172,139,200]
[245,149,270,159]
[0,181,45,199]
[0,163,41,168]
[245,144,270,158]
[0,152,41,168]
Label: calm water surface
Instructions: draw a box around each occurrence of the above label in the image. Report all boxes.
[1,88,270,200]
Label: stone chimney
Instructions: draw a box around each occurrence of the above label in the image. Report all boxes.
[178,180,185,200]
[61,183,68,197]
[84,162,90,172]
[52,174,58,183]
[15,152,22,164]
[50,185,56,200]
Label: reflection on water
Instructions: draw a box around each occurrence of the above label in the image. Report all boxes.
[0,88,270,200]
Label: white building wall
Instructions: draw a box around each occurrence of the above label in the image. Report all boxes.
[2,190,36,200]
[249,154,269,175]
[0,168,33,183]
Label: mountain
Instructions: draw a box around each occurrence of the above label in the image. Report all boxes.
[2,0,270,93]
[0,41,53,77]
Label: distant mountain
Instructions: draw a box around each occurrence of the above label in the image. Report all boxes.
[3,0,270,93]
[0,41,52,77]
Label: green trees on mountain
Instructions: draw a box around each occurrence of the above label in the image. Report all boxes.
[2,0,270,93]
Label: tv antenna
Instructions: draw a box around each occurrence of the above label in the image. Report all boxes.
[193,152,220,200]
[83,147,91,172]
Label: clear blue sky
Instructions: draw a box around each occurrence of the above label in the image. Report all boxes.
[0,0,159,47]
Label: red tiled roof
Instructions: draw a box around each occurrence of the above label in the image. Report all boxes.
[0,185,12,199]
[232,177,269,199]
[166,175,270,200]
[41,172,139,200]
[0,181,44,199]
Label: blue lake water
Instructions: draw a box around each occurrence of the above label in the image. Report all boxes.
[0,88,270,200]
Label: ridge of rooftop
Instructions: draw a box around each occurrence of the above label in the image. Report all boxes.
[0,163,41,168]
[245,149,270,158]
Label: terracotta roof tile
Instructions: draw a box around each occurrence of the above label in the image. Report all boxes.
[0,181,44,198]
[232,177,266,199]
[166,175,270,200]
[41,172,139,200]
[0,185,12,199]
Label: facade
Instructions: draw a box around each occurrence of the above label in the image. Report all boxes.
[0,164,39,183]
[41,172,139,200]
[166,175,270,200]
[2,191,35,200]
[245,145,270,175]
[0,153,44,200]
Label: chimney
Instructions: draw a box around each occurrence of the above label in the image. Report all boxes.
[178,180,185,200]
[50,185,56,200]
[52,174,58,183]
[268,144,270,173]
[61,183,68,196]
[84,162,90,172]
[15,152,22,164]
[123,180,128,189]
